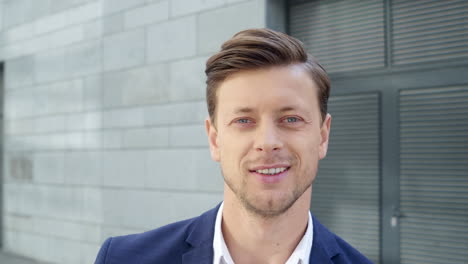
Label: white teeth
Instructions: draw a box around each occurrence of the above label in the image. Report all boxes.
[255,167,287,175]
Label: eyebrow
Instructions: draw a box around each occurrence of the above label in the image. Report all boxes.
[279,106,297,112]
[233,107,254,114]
[232,106,299,114]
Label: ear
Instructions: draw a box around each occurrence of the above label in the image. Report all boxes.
[318,113,332,160]
[205,117,220,162]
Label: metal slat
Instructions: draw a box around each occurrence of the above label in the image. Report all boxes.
[291,0,381,20]
[400,85,468,264]
[290,0,385,73]
[392,0,468,65]
[310,92,380,263]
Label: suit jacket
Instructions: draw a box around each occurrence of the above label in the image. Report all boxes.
[95,204,374,264]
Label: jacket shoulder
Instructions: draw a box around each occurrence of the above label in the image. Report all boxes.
[94,217,198,264]
[312,215,374,264]
[332,234,374,264]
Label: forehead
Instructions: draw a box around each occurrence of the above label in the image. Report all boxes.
[216,65,319,114]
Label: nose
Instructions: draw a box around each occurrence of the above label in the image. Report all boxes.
[254,121,283,152]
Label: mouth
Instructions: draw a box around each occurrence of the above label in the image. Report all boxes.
[249,166,291,183]
[251,166,290,176]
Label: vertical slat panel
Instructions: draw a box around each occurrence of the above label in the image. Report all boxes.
[392,0,468,65]
[312,93,380,263]
[399,86,468,264]
[289,0,386,73]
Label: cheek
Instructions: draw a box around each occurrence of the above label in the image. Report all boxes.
[292,135,321,159]
[218,133,248,158]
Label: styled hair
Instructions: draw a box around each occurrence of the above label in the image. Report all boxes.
[205,28,330,125]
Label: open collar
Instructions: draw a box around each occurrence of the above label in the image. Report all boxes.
[181,203,340,264]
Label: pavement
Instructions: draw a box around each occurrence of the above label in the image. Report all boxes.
[0,251,40,264]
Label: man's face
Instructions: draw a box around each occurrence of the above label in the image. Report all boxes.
[205,65,331,218]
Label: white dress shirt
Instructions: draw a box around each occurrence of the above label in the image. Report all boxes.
[213,202,313,264]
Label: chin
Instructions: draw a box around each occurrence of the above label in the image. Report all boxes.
[241,192,299,218]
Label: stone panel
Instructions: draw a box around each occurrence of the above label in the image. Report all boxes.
[48,0,94,12]
[65,132,84,150]
[34,48,66,83]
[83,74,103,110]
[8,154,34,182]
[44,236,82,264]
[83,131,102,149]
[102,150,146,187]
[169,56,207,101]
[147,16,197,62]
[169,125,207,147]
[124,1,169,29]
[66,111,102,131]
[102,13,124,36]
[83,18,103,40]
[35,1,101,35]
[122,127,169,148]
[4,214,34,232]
[102,28,145,72]
[43,79,83,114]
[102,188,221,229]
[34,115,66,133]
[39,185,83,220]
[33,152,65,184]
[5,119,35,135]
[171,0,225,17]
[103,64,169,107]
[102,107,145,128]
[4,23,35,47]
[3,0,49,29]
[64,151,101,185]
[65,40,101,78]
[102,0,146,15]
[4,24,85,60]
[144,101,207,126]
[81,242,102,264]
[146,148,221,191]
[81,187,103,223]
[32,217,101,243]
[197,1,265,54]
[5,56,35,88]
[5,88,35,119]
[101,130,122,149]
[34,9,67,35]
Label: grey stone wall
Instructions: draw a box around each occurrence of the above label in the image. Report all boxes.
[1,0,266,263]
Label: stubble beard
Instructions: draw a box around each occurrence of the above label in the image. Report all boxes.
[222,166,315,219]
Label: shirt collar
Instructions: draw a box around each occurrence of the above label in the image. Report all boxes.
[213,202,235,264]
[212,202,314,264]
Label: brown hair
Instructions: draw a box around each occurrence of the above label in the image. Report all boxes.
[205,28,330,125]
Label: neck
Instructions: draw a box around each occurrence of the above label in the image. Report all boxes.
[221,185,311,264]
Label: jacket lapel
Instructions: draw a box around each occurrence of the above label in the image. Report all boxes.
[180,206,340,264]
[309,215,340,264]
[182,204,221,264]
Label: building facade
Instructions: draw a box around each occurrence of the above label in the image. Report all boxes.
[2,0,468,264]
[1,0,266,263]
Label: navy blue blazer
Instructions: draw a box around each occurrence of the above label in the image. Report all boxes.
[95,204,374,264]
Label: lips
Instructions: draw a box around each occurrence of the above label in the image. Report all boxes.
[249,165,291,183]
[254,167,289,175]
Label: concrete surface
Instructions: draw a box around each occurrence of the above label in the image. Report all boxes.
[0,251,41,264]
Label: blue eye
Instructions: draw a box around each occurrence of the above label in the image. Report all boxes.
[236,118,251,123]
[285,117,299,123]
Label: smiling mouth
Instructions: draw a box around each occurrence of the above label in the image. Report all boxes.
[250,167,291,176]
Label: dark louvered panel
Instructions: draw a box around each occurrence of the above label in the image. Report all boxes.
[400,86,468,264]
[392,0,468,65]
[312,93,380,263]
[289,0,385,73]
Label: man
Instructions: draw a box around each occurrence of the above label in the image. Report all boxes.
[95,28,373,264]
